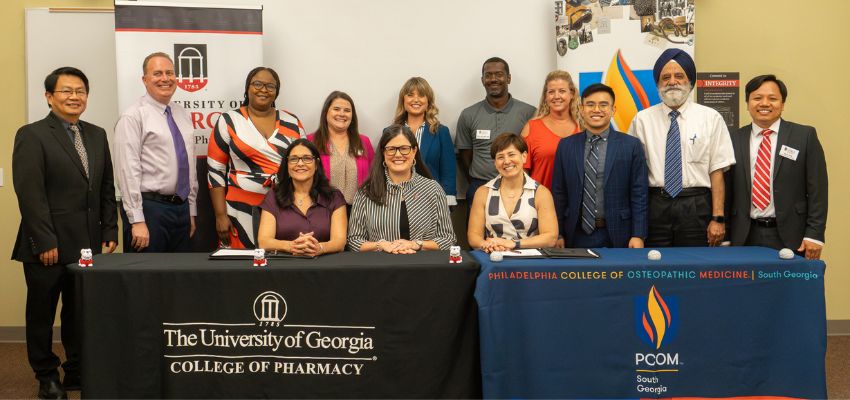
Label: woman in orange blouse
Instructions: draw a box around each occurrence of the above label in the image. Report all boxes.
[520,70,582,190]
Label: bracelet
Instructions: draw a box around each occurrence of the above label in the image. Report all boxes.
[375,239,386,252]
[318,243,325,255]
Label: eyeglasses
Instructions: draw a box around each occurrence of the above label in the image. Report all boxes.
[384,145,413,156]
[582,102,611,111]
[53,89,88,97]
[250,81,278,92]
[287,155,316,164]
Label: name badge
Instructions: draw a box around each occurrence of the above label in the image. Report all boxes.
[779,145,799,161]
[475,129,491,140]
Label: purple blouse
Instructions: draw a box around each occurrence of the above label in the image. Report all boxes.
[259,189,346,242]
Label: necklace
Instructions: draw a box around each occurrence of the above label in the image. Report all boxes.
[502,189,520,199]
[295,194,310,206]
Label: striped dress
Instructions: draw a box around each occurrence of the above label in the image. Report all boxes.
[207,107,306,248]
[347,172,456,251]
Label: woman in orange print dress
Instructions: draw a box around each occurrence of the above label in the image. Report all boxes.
[207,67,306,249]
[520,70,582,190]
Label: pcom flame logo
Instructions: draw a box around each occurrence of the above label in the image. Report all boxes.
[634,285,678,349]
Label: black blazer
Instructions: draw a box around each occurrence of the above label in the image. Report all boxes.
[11,112,118,264]
[726,119,827,248]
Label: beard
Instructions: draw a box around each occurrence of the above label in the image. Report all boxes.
[659,82,692,108]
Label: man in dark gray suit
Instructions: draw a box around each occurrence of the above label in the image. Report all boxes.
[12,67,118,398]
[727,75,827,259]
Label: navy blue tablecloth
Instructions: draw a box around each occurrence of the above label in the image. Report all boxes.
[473,246,826,398]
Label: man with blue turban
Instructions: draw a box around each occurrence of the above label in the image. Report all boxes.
[628,49,735,247]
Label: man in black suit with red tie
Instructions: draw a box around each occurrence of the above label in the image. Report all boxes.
[726,75,827,259]
[12,67,118,399]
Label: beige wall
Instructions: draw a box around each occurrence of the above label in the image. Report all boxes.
[0,0,114,328]
[697,0,850,320]
[1,0,848,329]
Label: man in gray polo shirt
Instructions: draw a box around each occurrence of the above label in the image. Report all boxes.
[456,57,536,206]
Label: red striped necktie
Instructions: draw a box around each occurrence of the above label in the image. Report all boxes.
[752,129,773,210]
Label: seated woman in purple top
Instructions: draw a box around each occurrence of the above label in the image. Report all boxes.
[257,139,347,257]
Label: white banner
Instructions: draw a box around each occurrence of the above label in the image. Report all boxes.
[115,0,264,157]
[114,1,264,250]
[554,0,694,132]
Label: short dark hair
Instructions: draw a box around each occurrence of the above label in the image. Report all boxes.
[482,57,510,76]
[581,83,616,103]
[44,66,89,93]
[241,66,281,107]
[745,74,787,102]
[490,133,527,159]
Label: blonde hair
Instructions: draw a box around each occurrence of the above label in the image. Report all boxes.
[394,77,441,134]
[535,70,581,128]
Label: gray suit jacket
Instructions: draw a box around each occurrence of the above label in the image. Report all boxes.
[727,119,827,248]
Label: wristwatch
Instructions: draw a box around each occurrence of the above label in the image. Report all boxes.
[414,240,423,251]
[514,240,521,249]
[711,215,726,223]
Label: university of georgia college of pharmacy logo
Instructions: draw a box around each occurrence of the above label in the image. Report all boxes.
[174,44,209,92]
[253,291,287,327]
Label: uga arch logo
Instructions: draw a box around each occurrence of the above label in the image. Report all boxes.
[174,44,209,92]
[253,291,287,327]
[634,285,679,349]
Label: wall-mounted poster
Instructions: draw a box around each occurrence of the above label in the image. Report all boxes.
[554,0,695,132]
[696,72,740,131]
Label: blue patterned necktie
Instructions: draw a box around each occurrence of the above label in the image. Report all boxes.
[581,135,602,234]
[166,106,190,201]
[664,110,683,198]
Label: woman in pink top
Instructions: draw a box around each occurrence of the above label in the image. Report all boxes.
[308,91,375,206]
[520,70,582,189]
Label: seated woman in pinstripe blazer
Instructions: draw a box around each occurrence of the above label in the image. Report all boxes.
[347,124,456,254]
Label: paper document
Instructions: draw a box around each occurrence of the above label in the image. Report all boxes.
[501,249,544,257]
[211,249,255,257]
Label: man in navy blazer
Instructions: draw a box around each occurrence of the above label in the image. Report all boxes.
[726,75,827,259]
[552,83,648,248]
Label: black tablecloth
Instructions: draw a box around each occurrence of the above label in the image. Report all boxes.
[71,251,481,398]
